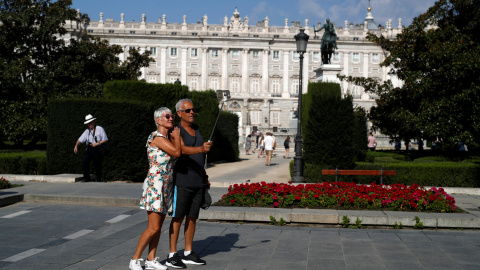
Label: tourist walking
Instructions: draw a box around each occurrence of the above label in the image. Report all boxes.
[263,132,275,166]
[74,114,109,182]
[130,107,181,270]
[245,134,252,155]
[257,133,265,158]
[283,136,291,159]
[167,98,211,268]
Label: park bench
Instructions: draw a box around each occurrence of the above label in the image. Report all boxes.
[322,169,396,184]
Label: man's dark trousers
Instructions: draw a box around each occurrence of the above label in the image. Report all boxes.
[82,147,103,182]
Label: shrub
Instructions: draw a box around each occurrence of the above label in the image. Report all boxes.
[0,151,47,175]
[0,177,12,190]
[303,83,356,169]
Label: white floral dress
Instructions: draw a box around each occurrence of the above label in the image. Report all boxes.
[139,131,176,214]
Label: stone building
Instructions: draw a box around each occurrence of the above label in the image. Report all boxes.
[67,5,404,147]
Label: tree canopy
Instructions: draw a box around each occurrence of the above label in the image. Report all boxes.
[0,0,152,146]
[340,0,480,151]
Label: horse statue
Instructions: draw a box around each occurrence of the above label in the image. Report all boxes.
[314,18,338,65]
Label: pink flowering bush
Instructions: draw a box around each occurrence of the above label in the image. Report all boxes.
[216,182,457,213]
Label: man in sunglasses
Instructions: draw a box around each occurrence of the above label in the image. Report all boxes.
[167,98,212,268]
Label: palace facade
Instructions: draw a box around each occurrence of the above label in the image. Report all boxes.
[66,6,404,147]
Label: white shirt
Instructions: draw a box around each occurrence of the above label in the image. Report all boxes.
[78,126,108,144]
[263,135,275,151]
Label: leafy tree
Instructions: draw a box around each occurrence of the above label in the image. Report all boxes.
[339,0,480,151]
[0,0,152,147]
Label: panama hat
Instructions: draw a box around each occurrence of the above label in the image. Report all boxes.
[84,114,96,124]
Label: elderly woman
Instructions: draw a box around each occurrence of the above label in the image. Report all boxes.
[130,107,181,270]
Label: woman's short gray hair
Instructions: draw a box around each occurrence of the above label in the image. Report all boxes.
[154,107,172,127]
[175,98,194,112]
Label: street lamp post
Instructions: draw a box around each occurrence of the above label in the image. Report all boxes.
[292,29,309,183]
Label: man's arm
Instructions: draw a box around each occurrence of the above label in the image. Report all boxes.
[180,136,212,155]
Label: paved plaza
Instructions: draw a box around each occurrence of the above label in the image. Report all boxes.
[1,151,480,269]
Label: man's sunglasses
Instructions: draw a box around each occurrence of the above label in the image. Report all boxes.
[178,108,196,113]
[163,114,175,120]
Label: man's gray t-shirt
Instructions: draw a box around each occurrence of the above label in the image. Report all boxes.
[174,124,205,187]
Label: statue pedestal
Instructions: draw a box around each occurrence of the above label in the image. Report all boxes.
[314,65,342,84]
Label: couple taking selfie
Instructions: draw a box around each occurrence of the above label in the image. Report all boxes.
[130,98,212,270]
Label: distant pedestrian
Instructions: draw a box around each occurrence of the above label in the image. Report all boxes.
[245,135,252,155]
[405,139,411,151]
[74,114,108,182]
[263,132,275,166]
[367,132,376,151]
[458,142,466,151]
[251,131,257,153]
[130,107,181,270]
[257,133,265,158]
[283,136,291,159]
[418,138,424,151]
[394,139,401,151]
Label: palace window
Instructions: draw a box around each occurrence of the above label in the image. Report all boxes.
[191,48,198,57]
[171,32,177,35]
[150,31,157,34]
[272,79,280,93]
[274,35,280,38]
[130,31,136,34]
[273,51,279,59]
[313,52,320,61]
[251,79,260,93]
[372,53,379,63]
[150,47,157,56]
[212,33,219,36]
[190,77,198,90]
[108,30,114,34]
[271,112,280,124]
[171,48,177,56]
[252,51,259,59]
[352,53,360,62]
[232,50,239,58]
[212,49,218,57]
[291,79,299,94]
[210,78,219,90]
[231,78,240,92]
[253,35,259,37]
[192,32,198,36]
[293,52,300,59]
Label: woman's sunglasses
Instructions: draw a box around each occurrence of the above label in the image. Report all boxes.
[178,108,196,113]
[163,114,175,120]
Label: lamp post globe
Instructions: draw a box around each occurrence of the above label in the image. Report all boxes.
[292,29,309,183]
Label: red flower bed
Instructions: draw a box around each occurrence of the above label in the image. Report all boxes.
[216,182,457,212]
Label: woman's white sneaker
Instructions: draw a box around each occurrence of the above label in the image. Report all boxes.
[129,258,144,270]
[145,257,168,270]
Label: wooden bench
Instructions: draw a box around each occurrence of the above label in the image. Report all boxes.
[322,169,396,184]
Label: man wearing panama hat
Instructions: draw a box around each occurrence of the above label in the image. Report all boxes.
[74,114,109,182]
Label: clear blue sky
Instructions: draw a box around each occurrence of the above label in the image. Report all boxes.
[71,0,437,27]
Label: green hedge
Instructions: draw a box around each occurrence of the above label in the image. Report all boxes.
[0,154,47,175]
[207,111,239,162]
[290,160,480,187]
[355,162,480,187]
[47,98,155,182]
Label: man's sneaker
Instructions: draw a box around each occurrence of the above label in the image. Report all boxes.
[145,257,168,270]
[166,253,186,269]
[129,258,144,270]
[182,251,206,265]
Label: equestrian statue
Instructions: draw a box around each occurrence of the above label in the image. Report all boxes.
[314,18,338,64]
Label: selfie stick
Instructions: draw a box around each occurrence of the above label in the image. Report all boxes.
[205,91,229,169]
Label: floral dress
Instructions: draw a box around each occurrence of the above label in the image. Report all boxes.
[139,131,176,214]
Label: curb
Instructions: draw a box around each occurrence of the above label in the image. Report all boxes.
[199,206,480,229]
[0,193,24,208]
[23,194,139,207]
